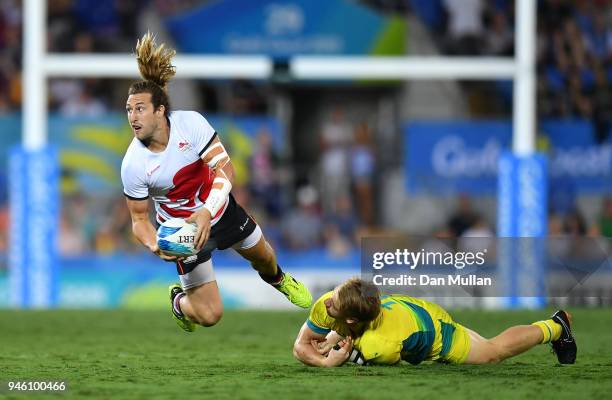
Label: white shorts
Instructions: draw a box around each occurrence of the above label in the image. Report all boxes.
[231,224,262,251]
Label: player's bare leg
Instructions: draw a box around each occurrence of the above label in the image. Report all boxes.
[235,235,278,276]
[236,235,312,308]
[463,325,544,364]
[463,311,576,364]
[176,280,224,327]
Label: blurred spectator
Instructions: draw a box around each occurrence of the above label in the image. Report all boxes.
[0,205,7,253]
[230,80,267,114]
[50,79,84,111]
[547,213,572,258]
[549,178,577,216]
[59,84,107,117]
[592,65,611,143]
[596,197,612,238]
[548,213,565,235]
[64,194,97,249]
[115,2,144,41]
[94,222,116,253]
[323,223,352,257]
[108,198,135,252]
[325,195,358,245]
[319,106,352,214]
[73,32,95,53]
[535,0,611,136]
[323,195,360,256]
[583,13,610,61]
[281,186,322,250]
[564,209,587,236]
[461,216,494,238]
[58,213,87,256]
[406,0,612,131]
[447,195,477,237]
[485,11,513,56]
[249,128,283,219]
[0,0,21,113]
[48,0,79,52]
[442,0,485,55]
[73,0,119,39]
[351,121,376,226]
[458,216,494,256]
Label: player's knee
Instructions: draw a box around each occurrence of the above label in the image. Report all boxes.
[483,354,502,364]
[470,341,503,364]
[483,343,504,364]
[192,306,223,327]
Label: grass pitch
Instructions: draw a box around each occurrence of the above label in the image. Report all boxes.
[1,308,611,400]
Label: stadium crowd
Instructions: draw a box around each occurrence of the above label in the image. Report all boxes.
[434,0,611,139]
[0,0,610,259]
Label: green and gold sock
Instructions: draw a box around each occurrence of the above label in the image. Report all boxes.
[532,319,562,344]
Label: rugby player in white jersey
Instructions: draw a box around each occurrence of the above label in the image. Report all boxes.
[121,33,312,332]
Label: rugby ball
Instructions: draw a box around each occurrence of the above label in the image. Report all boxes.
[156,218,198,257]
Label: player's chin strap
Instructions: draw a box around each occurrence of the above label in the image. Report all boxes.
[202,142,232,217]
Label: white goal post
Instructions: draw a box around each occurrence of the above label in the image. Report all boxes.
[16,0,539,308]
[24,0,536,154]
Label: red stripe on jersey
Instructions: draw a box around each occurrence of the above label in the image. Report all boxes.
[160,159,215,218]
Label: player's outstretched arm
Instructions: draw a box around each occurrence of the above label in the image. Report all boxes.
[293,323,351,367]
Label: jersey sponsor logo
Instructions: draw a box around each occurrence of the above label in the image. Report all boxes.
[183,254,198,263]
[239,217,249,231]
[178,141,192,152]
[146,164,161,177]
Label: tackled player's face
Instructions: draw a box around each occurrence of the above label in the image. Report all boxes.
[324,288,342,318]
[126,93,162,145]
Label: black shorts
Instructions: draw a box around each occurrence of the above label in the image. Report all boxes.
[175,194,257,275]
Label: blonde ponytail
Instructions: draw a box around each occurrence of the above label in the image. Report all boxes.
[135,32,176,90]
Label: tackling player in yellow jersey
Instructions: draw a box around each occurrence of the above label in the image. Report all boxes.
[293,278,577,367]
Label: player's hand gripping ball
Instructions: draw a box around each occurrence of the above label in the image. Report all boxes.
[156,218,198,257]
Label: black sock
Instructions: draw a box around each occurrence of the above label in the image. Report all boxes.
[259,264,284,286]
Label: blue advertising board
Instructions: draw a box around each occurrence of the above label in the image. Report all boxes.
[405,120,612,194]
[497,153,547,307]
[165,0,405,59]
[9,146,60,308]
[0,113,284,194]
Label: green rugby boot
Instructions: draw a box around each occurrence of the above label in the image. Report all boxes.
[169,284,196,332]
[276,272,312,309]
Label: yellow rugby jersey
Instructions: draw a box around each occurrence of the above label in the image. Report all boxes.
[307,292,469,365]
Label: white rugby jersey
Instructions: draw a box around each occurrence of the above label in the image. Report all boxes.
[121,110,229,225]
